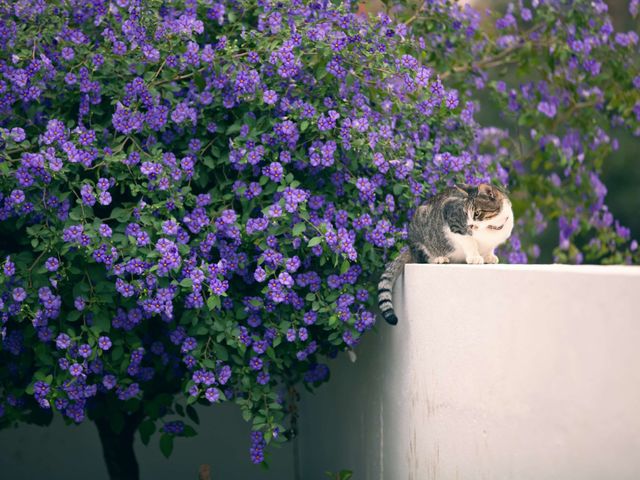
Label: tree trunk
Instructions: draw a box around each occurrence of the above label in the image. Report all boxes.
[95,413,143,480]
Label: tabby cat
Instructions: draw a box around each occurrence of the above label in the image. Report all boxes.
[378,183,514,325]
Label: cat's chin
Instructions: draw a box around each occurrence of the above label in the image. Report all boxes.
[477,199,511,228]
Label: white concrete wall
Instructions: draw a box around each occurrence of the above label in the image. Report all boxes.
[299,264,640,480]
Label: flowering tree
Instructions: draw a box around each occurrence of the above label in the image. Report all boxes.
[0,0,637,478]
[393,0,640,264]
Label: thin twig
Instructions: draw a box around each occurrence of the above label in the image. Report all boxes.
[149,57,167,83]
[405,3,427,26]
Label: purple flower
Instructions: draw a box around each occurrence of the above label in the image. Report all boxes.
[286,328,297,342]
[33,380,50,397]
[181,337,197,353]
[256,371,270,385]
[537,101,557,118]
[61,47,75,61]
[45,257,59,272]
[78,344,92,358]
[102,375,117,390]
[98,336,112,350]
[205,387,221,403]
[12,287,26,302]
[254,267,267,282]
[298,327,308,341]
[9,190,25,205]
[214,365,231,386]
[69,363,84,377]
[171,101,197,125]
[56,333,71,350]
[98,191,112,206]
[445,90,459,109]
[10,128,26,142]
[96,178,110,191]
[249,356,263,371]
[162,420,185,435]
[263,90,278,105]
[278,272,294,288]
[303,311,317,325]
[98,224,112,238]
[74,297,86,311]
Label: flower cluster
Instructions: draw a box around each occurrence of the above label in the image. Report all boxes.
[0,0,637,466]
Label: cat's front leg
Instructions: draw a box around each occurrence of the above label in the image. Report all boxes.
[449,232,483,264]
[459,236,483,264]
[482,249,499,264]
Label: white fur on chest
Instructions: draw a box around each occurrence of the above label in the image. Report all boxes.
[472,201,514,254]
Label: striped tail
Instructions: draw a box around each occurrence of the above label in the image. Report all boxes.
[377,249,412,325]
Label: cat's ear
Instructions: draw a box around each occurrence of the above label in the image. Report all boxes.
[454,183,475,195]
[491,182,509,194]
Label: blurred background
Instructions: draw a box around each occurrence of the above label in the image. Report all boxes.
[359,0,640,253]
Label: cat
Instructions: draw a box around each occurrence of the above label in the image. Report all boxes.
[378,183,514,325]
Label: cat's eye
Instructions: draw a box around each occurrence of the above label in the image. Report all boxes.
[479,190,494,200]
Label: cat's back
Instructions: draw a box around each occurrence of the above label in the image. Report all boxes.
[409,187,466,242]
[415,187,467,216]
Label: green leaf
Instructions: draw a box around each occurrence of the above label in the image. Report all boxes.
[159,434,174,458]
[214,344,229,361]
[340,259,350,274]
[111,208,131,222]
[207,295,221,311]
[202,358,216,369]
[226,123,242,134]
[92,313,110,334]
[111,346,124,362]
[186,405,200,425]
[241,408,252,422]
[292,223,306,236]
[307,236,322,247]
[68,207,84,221]
[139,419,156,446]
[194,73,205,90]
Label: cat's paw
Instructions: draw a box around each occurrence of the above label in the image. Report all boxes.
[429,256,450,264]
[465,255,484,265]
[483,253,499,264]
